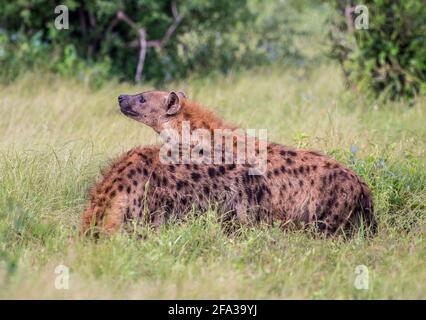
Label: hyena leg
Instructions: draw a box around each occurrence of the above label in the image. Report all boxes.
[235,197,249,224]
[81,194,129,236]
[101,194,129,234]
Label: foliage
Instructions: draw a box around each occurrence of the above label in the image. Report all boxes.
[328,0,426,101]
[0,0,302,84]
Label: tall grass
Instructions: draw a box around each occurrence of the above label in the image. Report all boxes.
[0,62,425,299]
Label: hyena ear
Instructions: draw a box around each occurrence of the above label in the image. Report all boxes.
[165,91,181,115]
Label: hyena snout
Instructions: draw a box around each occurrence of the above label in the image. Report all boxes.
[118,94,128,103]
[118,94,139,117]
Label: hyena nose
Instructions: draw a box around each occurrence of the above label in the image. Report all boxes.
[118,95,127,103]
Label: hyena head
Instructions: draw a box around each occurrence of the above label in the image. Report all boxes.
[118,90,186,133]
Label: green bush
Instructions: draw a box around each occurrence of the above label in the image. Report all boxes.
[0,0,302,84]
[328,0,426,101]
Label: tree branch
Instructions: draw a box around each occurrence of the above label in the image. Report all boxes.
[135,29,147,82]
[345,6,355,33]
[160,0,183,48]
[113,1,183,82]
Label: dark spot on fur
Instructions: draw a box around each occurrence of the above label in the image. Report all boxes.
[286,158,294,165]
[191,172,201,182]
[315,205,322,216]
[246,187,253,202]
[218,165,226,175]
[318,221,326,231]
[208,167,216,178]
[203,186,210,195]
[227,164,236,170]
[127,169,136,178]
[118,185,123,192]
[125,207,131,219]
[256,188,264,203]
[176,181,184,190]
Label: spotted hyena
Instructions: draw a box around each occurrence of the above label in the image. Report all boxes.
[81,91,376,236]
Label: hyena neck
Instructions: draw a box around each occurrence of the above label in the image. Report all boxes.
[167,100,236,135]
[159,100,265,166]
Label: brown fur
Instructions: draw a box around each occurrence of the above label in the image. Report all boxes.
[81,91,376,236]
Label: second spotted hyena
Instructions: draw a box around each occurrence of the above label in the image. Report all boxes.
[81,91,376,236]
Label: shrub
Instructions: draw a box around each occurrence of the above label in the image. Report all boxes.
[0,0,302,83]
[328,0,426,101]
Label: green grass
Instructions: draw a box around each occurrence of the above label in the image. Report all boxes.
[0,61,425,299]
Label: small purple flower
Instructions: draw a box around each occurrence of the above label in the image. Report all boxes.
[350,145,358,155]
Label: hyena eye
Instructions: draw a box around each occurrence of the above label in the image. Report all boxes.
[139,96,146,104]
